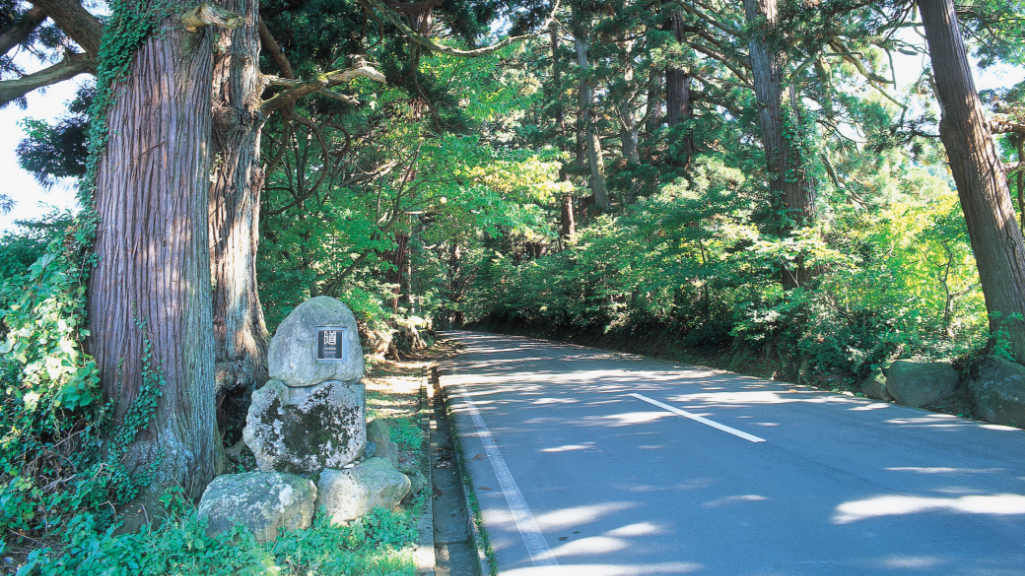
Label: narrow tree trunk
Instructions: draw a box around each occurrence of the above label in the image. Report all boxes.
[573,10,610,211]
[646,68,663,137]
[87,17,219,519]
[561,193,575,239]
[390,233,409,313]
[920,0,1025,364]
[209,0,270,404]
[448,243,464,327]
[666,11,694,164]
[743,0,813,288]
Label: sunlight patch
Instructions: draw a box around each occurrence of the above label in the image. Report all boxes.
[833,493,1025,524]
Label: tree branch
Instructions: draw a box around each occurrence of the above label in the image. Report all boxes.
[182,3,244,33]
[0,7,47,57]
[1005,161,1025,175]
[381,0,445,14]
[0,51,95,107]
[28,0,103,58]
[260,65,385,114]
[990,118,1025,134]
[265,75,359,104]
[258,17,294,79]
[360,0,561,58]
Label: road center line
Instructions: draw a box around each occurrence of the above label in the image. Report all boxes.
[456,384,559,567]
[629,393,767,443]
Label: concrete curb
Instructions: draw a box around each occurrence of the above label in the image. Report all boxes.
[416,369,436,576]
[434,366,491,576]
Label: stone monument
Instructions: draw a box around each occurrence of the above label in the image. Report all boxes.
[243,296,368,473]
[198,296,410,535]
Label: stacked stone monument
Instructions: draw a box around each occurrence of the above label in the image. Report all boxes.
[197,296,411,541]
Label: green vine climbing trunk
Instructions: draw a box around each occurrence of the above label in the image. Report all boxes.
[209,0,271,412]
[87,10,221,522]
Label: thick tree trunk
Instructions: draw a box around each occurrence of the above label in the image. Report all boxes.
[573,10,610,212]
[920,0,1025,364]
[87,17,219,517]
[551,27,575,241]
[742,0,814,288]
[209,0,270,404]
[666,11,694,164]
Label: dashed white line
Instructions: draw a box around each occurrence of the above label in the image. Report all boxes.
[456,384,559,567]
[629,393,767,443]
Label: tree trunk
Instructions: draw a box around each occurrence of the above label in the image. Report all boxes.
[551,27,575,241]
[920,0,1025,364]
[666,12,694,165]
[646,68,663,137]
[448,243,463,327]
[87,17,219,519]
[573,9,610,212]
[742,0,814,288]
[209,0,271,408]
[390,233,409,313]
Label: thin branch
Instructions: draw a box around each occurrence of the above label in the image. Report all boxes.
[265,75,359,105]
[260,65,386,114]
[0,6,47,57]
[0,51,95,107]
[360,0,561,58]
[258,17,294,79]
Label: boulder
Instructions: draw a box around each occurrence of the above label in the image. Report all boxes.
[400,465,428,505]
[967,356,1025,428]
[861,367,893,402]
[268,296,365,387]
[244,379,366,473]
[367,419,400,470]
[883,360,959,408]
[316,458,411,523]
[197,472,316,543]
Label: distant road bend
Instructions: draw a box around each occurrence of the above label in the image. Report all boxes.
[439,331,1025,576]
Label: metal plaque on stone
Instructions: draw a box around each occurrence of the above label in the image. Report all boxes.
[316,326,347,362]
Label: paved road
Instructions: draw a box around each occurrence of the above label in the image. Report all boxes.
[439,331,1025,576]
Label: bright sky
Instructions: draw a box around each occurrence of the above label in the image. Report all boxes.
[0,35,1022,234]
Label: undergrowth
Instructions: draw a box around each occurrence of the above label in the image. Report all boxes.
[16,492,422,576]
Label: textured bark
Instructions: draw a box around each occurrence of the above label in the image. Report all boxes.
[920,0,1025,364]
[28,0,103,58]
[209,0,270,398]
[87,18,219,514]
[0,6,46,56]
[666,12,694,163]
[742,0,814,288]
[573,11,610,211]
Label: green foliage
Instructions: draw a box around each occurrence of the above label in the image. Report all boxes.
[16,501,421,576]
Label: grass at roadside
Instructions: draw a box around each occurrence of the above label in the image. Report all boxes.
[4,347,458,576]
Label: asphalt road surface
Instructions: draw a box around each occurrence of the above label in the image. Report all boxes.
[439,331,1025,576]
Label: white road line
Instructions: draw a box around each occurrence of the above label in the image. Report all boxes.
[456,385,559,567]
[629,393,767,443]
